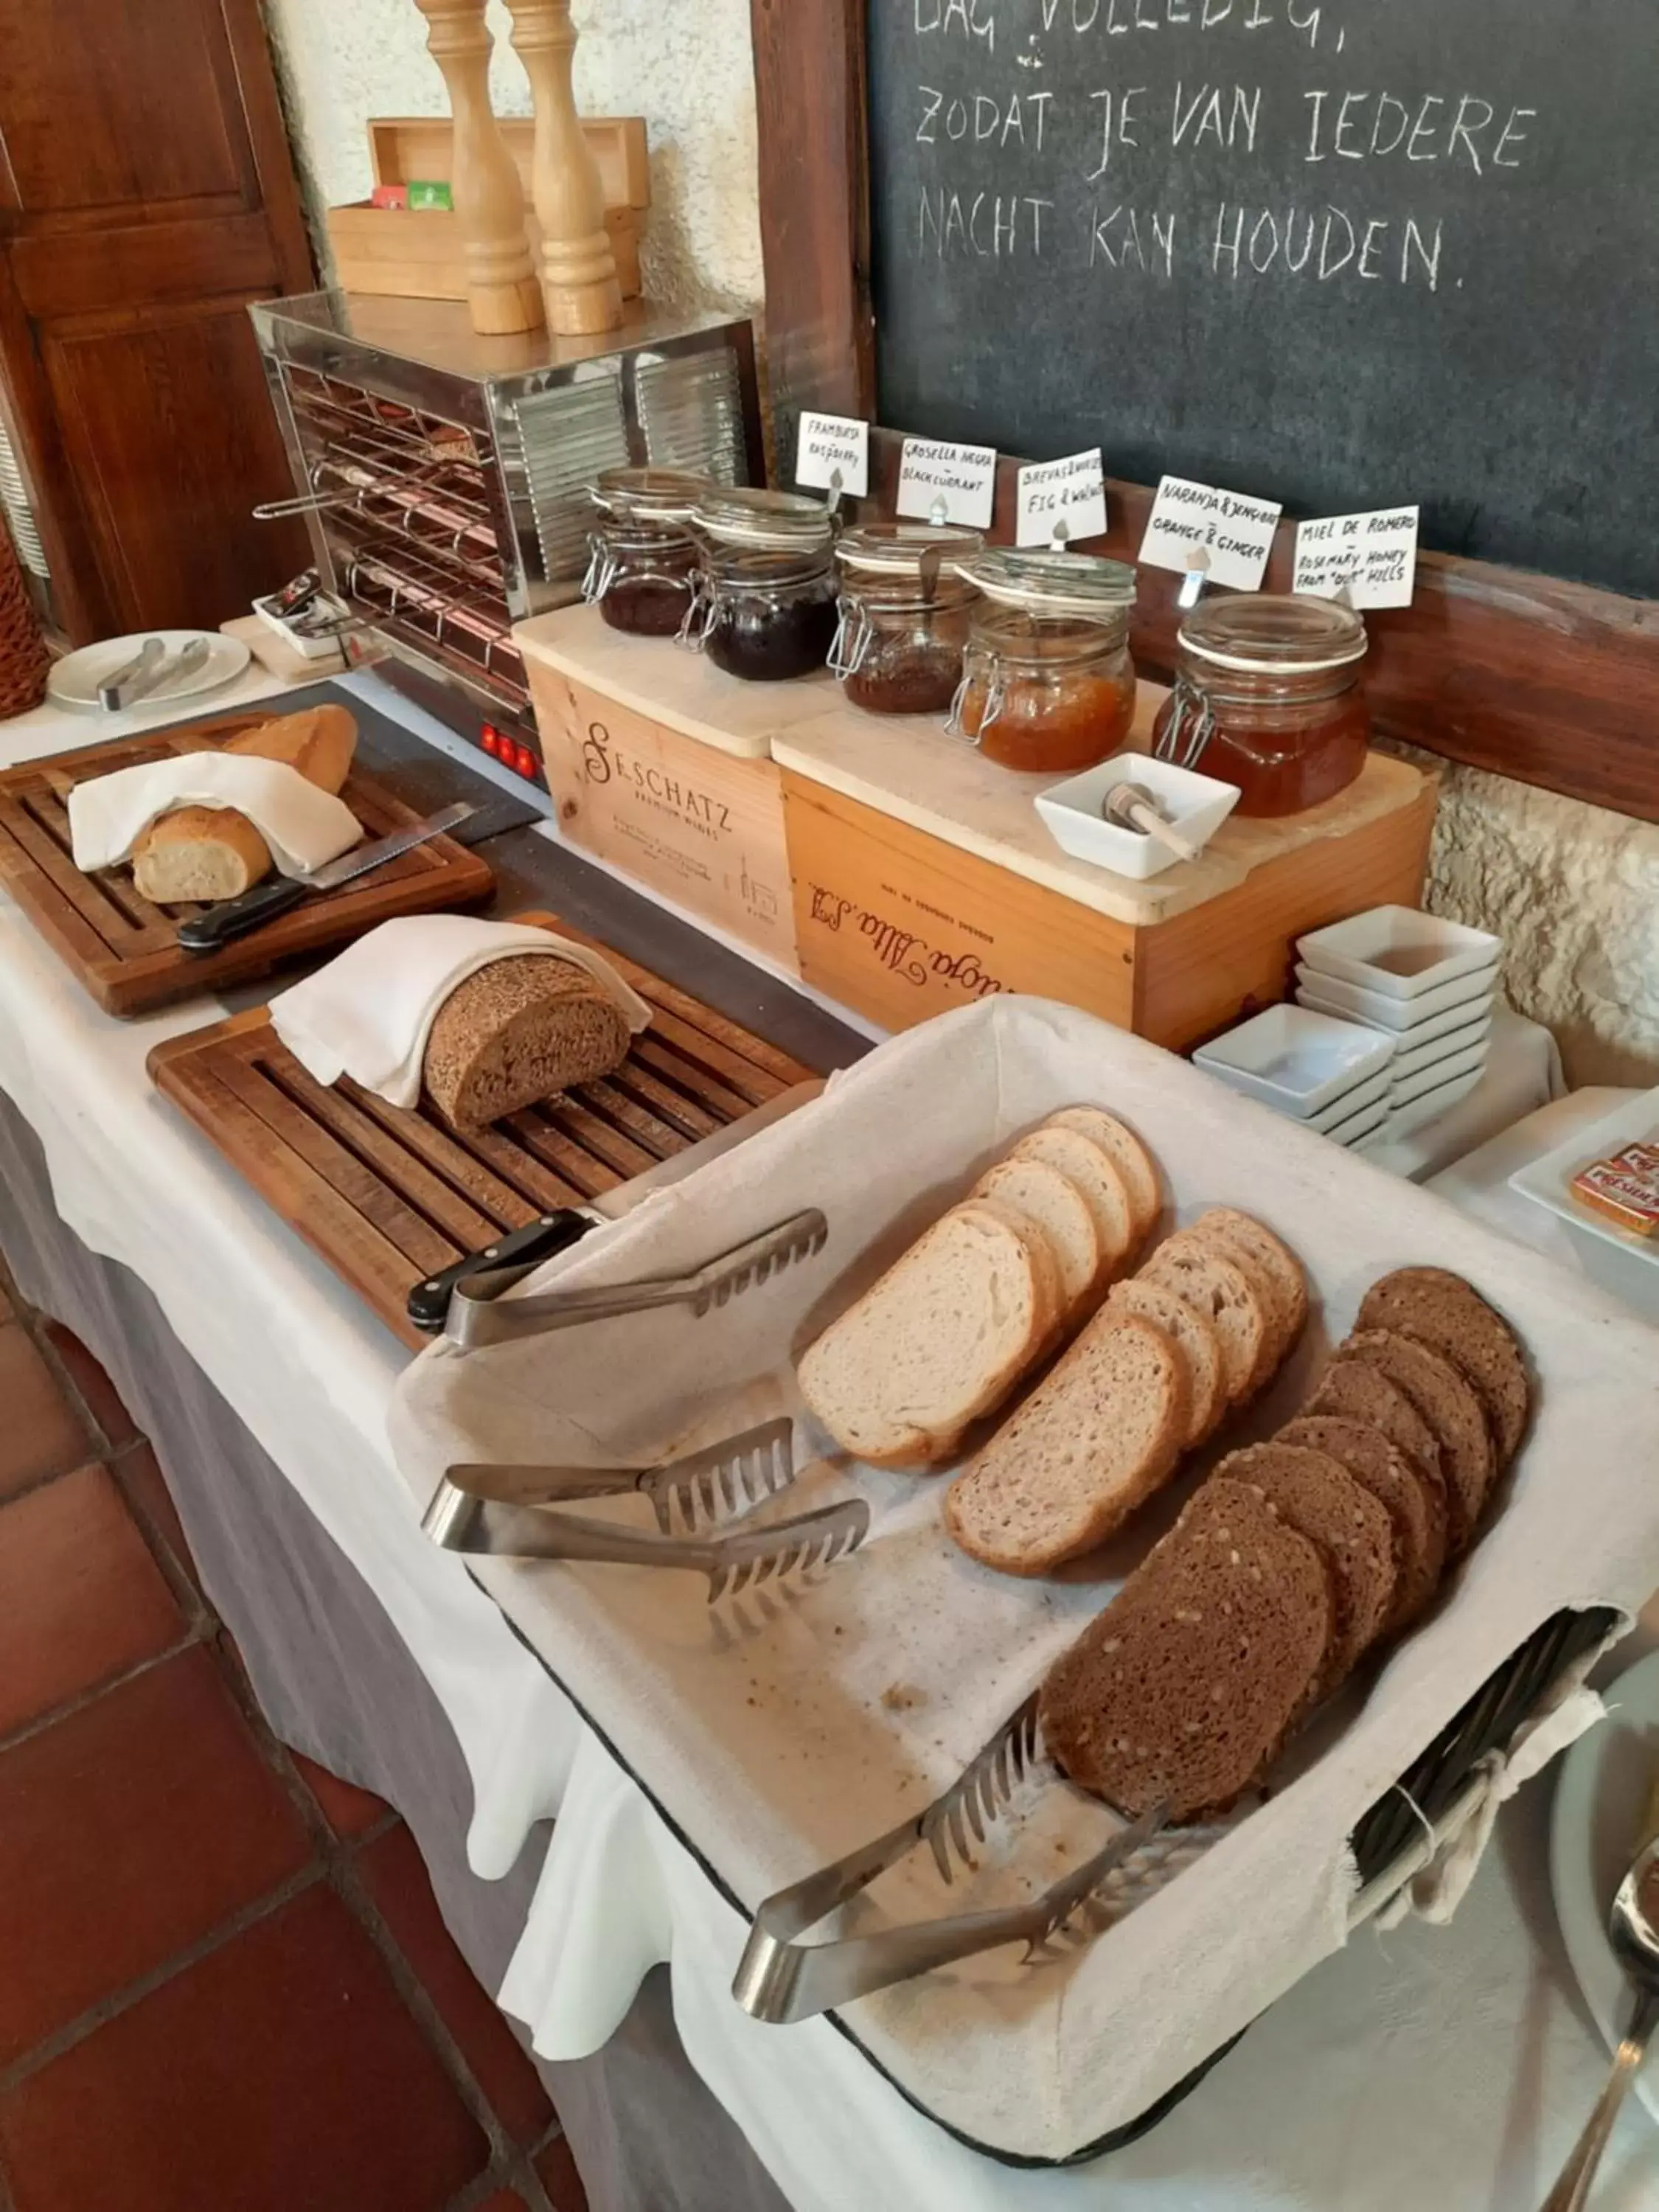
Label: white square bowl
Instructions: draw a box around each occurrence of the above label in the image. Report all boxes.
[1034,753,1241,881]
[1324,1093,1393,1148]
[1297,905,1503,1001]
[1373,1062,1486,1141]
[1304,1066,1392,1134]
[1192,1004,1396,1117]
[1391,1036,1491,1107]
[1295,963,1499,1033]
[1390,1012,1494,1087]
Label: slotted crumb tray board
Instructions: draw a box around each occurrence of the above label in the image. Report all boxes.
[146,913,818,1350]
[0,712,495,1014]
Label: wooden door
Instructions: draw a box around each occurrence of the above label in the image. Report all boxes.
[0,0,314,642]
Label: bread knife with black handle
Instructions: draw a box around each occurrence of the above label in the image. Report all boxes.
[404,1077,825,1335]
[175,800,476,955]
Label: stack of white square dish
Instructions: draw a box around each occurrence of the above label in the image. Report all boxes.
[1191,1003,1398,1148]
[1295,906,1503,1142]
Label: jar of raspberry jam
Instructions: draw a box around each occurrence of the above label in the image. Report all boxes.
[828,522,983,715]
[945,550,1138,773]
[582,467,711,638]
[1152,595,1371,818]
[684,487,838,681]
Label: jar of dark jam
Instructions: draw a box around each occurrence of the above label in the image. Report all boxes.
[828,523,983,715]
[684,487,838,681]
[1152,596,1371,817]
[945,550,1138,773]
[582,467,711,637]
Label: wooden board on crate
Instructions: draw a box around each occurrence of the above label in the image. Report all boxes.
[145,914,822,1352]
[780,762,1437,1051]
[0,713,495,1017]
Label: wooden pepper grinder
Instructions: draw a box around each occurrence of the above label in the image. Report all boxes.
[502,0,625,335]
[411,0,543,336]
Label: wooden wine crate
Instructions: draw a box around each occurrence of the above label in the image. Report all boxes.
[774,706,1437,1048]
[517,607,841,975]
[327,115,647,304]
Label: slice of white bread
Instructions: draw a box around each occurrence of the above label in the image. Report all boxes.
[1107,1275,1224,1444]
[1009,1126,1135,1281]
[1139,1237,1268,1406]
[1045,1106,1161,1245]
[973,1155,1103,1314]
[1192,1209,1307,1364]
[945,1312,1188,1574]
[797,1200,1056,1471]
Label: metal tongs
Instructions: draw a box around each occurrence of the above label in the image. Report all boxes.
[442,1208,829,1352]
[422,1415,869,1599]
[734,1693,1192,2024]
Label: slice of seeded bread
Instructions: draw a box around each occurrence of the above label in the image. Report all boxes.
[973,1155,1103,1315]
[1045,1107,1161,1245]
[1279,1415,1442,1630]
[1039,1476,1332,1822]
[1355,1267,1531,1466]
[1216,1444,1398,1687]
[1332,1329,1495,1554]
[1009,1126,1135,1279]
[797,1200,1055,1470]
[945,1312,1188,1574]
[1107,1276,1225,1445]
[1139,1238,1268,1406]
[423,956,633,1133]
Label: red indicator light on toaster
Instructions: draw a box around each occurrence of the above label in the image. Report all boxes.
[514,745,538,779]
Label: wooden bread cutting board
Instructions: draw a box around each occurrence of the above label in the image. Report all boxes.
[146,913,821,1352]
[0,711,495,1015]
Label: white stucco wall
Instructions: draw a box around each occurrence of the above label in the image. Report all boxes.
[264,0,1659,1088]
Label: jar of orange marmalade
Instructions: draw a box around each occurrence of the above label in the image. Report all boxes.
[1152,595,1371,818]
[945,550,1138,773]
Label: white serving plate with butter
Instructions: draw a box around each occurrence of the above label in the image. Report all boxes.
[1509,1086,1659,1279]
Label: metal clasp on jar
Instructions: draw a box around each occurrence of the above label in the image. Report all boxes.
[827,598,876,682]
[581,534,619,606]
[944,668,1004,744]
[675,571,717,652]
[1154,680,1215,770]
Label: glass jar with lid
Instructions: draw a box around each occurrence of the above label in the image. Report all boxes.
[828,523,984,715]
[582,467,711,638]
[1151,595,1371,817]
[685,487,838,681]
[945,550,1139,773]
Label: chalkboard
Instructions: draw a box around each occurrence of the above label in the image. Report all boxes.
[869,1,1659,597]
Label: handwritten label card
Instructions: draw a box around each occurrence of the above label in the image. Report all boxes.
[1138,475,1282,592]
[895,436,998,529]
[1015,448,1108,548]
[1293,507,1421,610]
[796,411,870,499]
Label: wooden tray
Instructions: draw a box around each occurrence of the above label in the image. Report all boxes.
[146,914,821,1351]
[0,712,495,1015]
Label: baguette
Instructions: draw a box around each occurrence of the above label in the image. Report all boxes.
[223,703,357,794]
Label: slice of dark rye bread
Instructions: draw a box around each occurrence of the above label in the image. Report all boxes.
[1279,1416,1441,1629]
[1355,1267,1531,1464]
[1217,1444,1398,1687]
[1039,1478,1332,1823]
[1332,1330,1496,1553]
[1302,1360,1452,1573]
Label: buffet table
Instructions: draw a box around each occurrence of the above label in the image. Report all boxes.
[0,673,1653,2211]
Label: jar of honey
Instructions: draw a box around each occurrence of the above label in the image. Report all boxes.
[685,487,838,681]
[1152,596,1371,818]
[582,467,711,637]
[945,550,1138,773]
[829,523,983,715]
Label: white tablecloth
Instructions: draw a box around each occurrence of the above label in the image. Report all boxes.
[0,674,1653,2208]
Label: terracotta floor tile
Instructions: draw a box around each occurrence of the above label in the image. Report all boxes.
[291,1748,394,1840]
[360,1825,553,2146]
[0,1464,183,1736]
[0,1645,315,2064]
[0,1324,94,1501]
[535,2132,590,2212]
[113,1441,197,1585]
[40,1321,139,1448]
[0,1885,490,2212]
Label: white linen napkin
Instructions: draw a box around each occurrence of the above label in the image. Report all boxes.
[67,754,361,878]
[268,914,654,1108]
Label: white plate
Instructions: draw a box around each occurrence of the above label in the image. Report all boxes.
[1297,904,1503,1000]
[1295,962,1498,1032]
[1551,1646,1659,2121]
[1191,1002,1395,1116]
[1034,753,1241,882]
[1391,1036,1490,1107]
[47,629,251,715]
[1390,1011,1493,1085]
[1509,1086,1659,1274]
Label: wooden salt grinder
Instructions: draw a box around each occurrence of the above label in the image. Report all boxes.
[503,0,625,335]
[411,0,543,336]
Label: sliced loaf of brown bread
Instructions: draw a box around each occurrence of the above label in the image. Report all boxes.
[423,956,633,1133]
[1332,1329,1495,1552]
[1304,1357,1451,1566]
[1218,1444,1398,1685]
[1039,1476,1332,1822]
[1279,1416,1442,1628]
[1355,1267,1531,1464]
